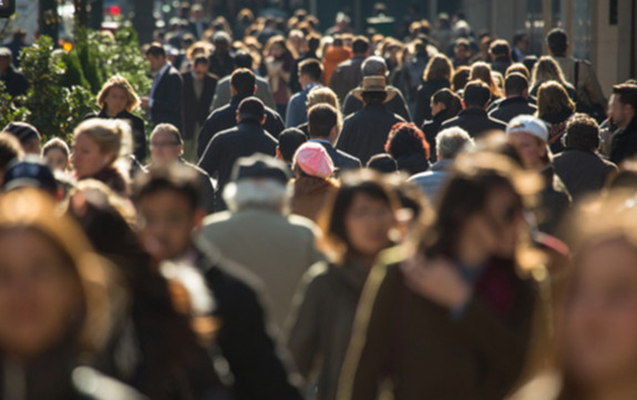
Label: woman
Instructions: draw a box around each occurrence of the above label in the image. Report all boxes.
[285,171,400,400]
[71,118,132,196]
[384,122,431,175]
[414,54,453,127]
[470,61,502,101]
[265,36,294,119]
[537,81,576,153]
[86,75,147,163]
[530,56,576,100]
[337,152,541,400]
[422,88,463,161]
[290,142,340,223]
[452,65,471,93]
[42,137,71,172]
[0,188,125,399]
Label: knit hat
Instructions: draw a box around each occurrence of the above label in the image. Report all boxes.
[3,156,57,194]
[293,142,334,178]
[3,122,41,145]
[506,115,548,143]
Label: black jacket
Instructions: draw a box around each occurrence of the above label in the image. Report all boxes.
[198,93,285,158]
[198,120,278,211]
[86,109,147,163]
[311,139,361,172]
[182,71,218,140]
[609,116,637,164]
[195,240,304,400]
[422,110,455,162]
[440,108,507,138]
[208,52,235,79]
[553,148,617,201]
[150,65,184,132]
[538,165,571,237]
[395,153,430,175]
[413,78,450,127]
[0,65,29,97]
[488,96,537,123]
[342,85,412,122]
[329,55,365,103]
[336,103,405,164]
[491,56,512,76]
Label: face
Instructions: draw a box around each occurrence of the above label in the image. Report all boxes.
[137,190,202,262]
[147,54,165,72]
[517,35,530,53]
[508,131,547,171]
[0,229,82,360]
[563,239,637,386]
[72,133,113,179]
[344,192,395,259]
[192,63,208,80]
[271,43,284,57]
[454,45,469,60]
[609,94,633,128]
[104,86,129,115]
[150,130,182,165]
[44,147,69,172]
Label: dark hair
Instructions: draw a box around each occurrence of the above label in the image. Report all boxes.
[193,55,209,68]
[307,34,321,53]
[513,32,528,46]
[463,80,492,108]
[612,83,637,110]
[506,63,530,79]
[385,123,430,160]
[231,68,256,95]
[151,123,183,146]
[0,133,23,171]
[366,153,398,173]
[547,28,568,56]
[564,113,600,151]
[432,88,463,118]
[133,164,204,212]
[352,36,369,55]
[299,58,323,82]
[522,55,538,76]
[452,66,471,92]
[234,51,253,69]
[308,104,338,138]
[145,43,166,58]
[424,54,453,82]
[454,38,470,50]
[361,91,388,104]
[489,39,511,58]
[505,72,529,96]
[278,128,307,162]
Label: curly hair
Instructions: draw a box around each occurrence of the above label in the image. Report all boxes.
[384,122,430,160]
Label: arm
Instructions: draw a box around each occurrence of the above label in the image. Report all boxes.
[285,96,304,128]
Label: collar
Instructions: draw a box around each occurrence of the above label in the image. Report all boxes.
[303,82,321,93]
[460,107,487,116]
[309,138,332,145]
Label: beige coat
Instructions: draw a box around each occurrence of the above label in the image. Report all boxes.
[553,56,606,107]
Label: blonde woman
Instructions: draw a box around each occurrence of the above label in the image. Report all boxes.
[86,75,146,162]
[530,56,576,100]
[297,86,343,135]
[470,61,502,101]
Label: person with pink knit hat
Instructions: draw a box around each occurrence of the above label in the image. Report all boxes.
[291,142,340,222]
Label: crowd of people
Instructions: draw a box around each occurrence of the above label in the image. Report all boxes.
[2,3,637,400]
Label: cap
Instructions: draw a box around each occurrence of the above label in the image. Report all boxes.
[293,142,334,178]
[231,154,292,184]
[506,115,548,143]
[3,156,58,194]
[238,97,265,122]
[3,122,41,145]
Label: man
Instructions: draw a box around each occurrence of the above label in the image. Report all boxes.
[452,38,471,68]
[142,43,184,132]
[148,123,216,214]
[489,39,512,77]
[211,51,276,111]
[276,128,307,168]
[489,73,537,123]
[285,59,323,128]
[336,76,405,164]
[342,56,411,122]
[187,4,208,39]
[201,154,324,328]
[0,47,29,98]
[547,28,606,112]
[133,164,304,400]
[289,34,321,94]
[198,97,278,211]
[506,115,571,236]
[308,104,361,171]
[409,127,473,204]
[181,55,218,162]
[512,32,530,62]
[329,36,369,103]
[553,114,617,201]
[440,80,507,138]
[198,68,284,157]
[609,83,637,164]
[208,31,235,79]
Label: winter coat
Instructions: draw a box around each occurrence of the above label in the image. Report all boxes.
[291,176,339,222]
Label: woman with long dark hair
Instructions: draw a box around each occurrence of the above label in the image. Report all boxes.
[413,54,454,127]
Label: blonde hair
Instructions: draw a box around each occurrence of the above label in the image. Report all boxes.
[470,62,501,98]
[73,119,132,168]
[531,56,569,89]
[96,75,141,113]
[423,54,454,82]
[536,81,575,120]
[307,86,343,131]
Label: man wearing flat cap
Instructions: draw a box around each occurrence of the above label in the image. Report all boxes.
[198,97,278,211]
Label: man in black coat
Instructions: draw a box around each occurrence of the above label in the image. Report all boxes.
[198,68,284,158]
[609,83,637,164]
[489,73,537,123]
[133,165,304,400]
[307,104,361,172]
[198,97,278,211]
[142,43,184,132]
[441,80,507,138]
[0,47,29,98]
[336,76,405,164]
[182,56,218,162]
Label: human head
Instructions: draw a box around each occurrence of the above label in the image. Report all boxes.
[237,97,266,124]
[293,142,334,179]
[506,115,550,171]
[145,43,167,72]
[298,58,323,87]
[233,51,253,69]
[308,103,338,142]
[361,56,388,77]
[505,72,529,98]
[0,133,23,187]
[436,127,473,160]
[3,122,41,155]
[0,48,11,72]
[454,39,471,61]
[42,138,70,172]
[423,54,453,82]
[306,87,341,128]
[3,156,59,198]
[277,128,307,163]
[150,124,183,165]
[431,88,463,118]
[547,28,568,57]
[470,61,501,97]
[463,80,492,109]
[536,81,576,120]
[384,123,430,160]
[513,32,530,53]
[563,113,600,152]
[489,39,511,61]
[609,84,637,129]
[230,68,257,97]
[191,56,209,80]
[366,154,398,174]
[532,56,568,88]
[212,31,231,54]
[505,62,531,79]
[72,119,132,179]
[96,75,141,114]
[452,66,471,92]
[352,36,369,56]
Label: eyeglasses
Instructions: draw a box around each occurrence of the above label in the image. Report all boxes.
[150,141,180,148]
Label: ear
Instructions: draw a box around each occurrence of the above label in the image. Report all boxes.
[193,208,207,229]
[253,85,257,95]
[261,115,267,125]
[328,125,338,142]
[276,147,282,159]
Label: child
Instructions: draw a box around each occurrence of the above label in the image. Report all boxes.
[42,137,70,172]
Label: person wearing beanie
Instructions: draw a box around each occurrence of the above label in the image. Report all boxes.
[553,113,617,202]
[2,121,41,155]
[290,142,340,223]
[506,114,571,236]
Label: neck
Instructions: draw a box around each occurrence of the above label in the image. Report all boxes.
[106,108,121,118]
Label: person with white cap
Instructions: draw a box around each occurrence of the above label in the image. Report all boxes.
[506,114,571,236]
[290,142,339,223]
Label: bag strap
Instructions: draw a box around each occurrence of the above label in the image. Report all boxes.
[573,59,580,103]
